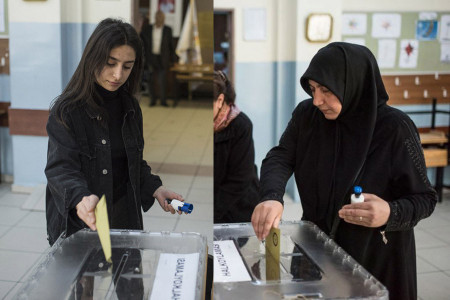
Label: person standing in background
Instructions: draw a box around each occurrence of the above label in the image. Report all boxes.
[214,71,260,223]
[140,10,177,107]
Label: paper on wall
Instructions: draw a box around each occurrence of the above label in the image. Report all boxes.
[441,43,450,63]
[372,13,401,38]
[342,14,367,36]
[244,8,267,41]
[343,38,366,46]
[440,15,450,42]
[399,39,419,68]
[377,39,397,68]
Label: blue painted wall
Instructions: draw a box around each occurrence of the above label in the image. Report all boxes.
[8,22,96,187]
[235,61,298,198]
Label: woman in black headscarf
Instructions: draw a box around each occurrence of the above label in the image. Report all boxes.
[251,42,437,299]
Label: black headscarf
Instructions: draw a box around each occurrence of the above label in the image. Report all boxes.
[299,42,389,231]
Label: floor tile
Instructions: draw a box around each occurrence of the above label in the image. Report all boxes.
[416,213,450,230]
[191,176,213,190]
[21,184,46,212]
[0,207,29,226]
[17,211,46,229]
[417,246,450,270]
[415,228,448,249]
[186,188,213,204]
[0,227,49,253]
[0,280,16,300]
[157,174,194,189]
[417,271,450,300]
[159,163,198,176]
[3,282,24,300]
[143,215,178,232]
[417,255,439,273]
[197,165,213,176]
[183,202,212,222]
[0,192,29,208]
[0,225,10,238]
[0,250,41,281]
[425,226,450,244]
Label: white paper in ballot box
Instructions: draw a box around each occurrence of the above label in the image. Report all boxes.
[150,253,200,300]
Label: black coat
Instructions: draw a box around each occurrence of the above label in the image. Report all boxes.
[45,89,162,245]
[214,112,259,223]
[140,24,176,69]
[260,43,437,299]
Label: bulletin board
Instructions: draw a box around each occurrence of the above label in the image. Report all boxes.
[342,11,450,73]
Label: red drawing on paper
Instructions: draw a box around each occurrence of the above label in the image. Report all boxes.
[405,43,414,56]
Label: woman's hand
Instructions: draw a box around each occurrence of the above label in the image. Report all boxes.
[338,193,390,227]
[251,200,284,241]
[153,186,184,215]
[76,194,100,231]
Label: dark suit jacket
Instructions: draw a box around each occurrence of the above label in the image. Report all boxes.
[140,24,176,69]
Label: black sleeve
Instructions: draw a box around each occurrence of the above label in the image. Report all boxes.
[385,117,437,231]
[259,106,301,204]
[136,104,162,211]
[215,120,257,220]
[45,112,92,215]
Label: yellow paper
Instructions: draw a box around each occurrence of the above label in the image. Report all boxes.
[265,227,280,281]
[94,195,112,263]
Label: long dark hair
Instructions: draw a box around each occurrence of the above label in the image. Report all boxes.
[51,18,144,126]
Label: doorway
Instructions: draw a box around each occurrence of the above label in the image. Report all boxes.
[214,10,233,82]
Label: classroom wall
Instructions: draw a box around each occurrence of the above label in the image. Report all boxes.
[7,0,132,190]
[215,0,450,198]
[343,0,450,185]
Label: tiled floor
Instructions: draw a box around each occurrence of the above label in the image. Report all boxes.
[0,96,213,299]
[0,95,449,299]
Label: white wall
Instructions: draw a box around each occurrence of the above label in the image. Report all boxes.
[343,0,450,11]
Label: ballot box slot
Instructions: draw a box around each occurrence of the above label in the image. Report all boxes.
[283,292,324,299]
[235,235,322,283]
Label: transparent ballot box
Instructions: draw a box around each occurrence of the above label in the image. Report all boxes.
[213,221,388,300]
[14,230,208,300]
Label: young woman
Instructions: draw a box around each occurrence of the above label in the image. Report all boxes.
[45,18,183,245]
[214,70,259,223]
[252,42,437,299]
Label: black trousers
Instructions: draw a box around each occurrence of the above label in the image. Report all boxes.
[148,55,168,105]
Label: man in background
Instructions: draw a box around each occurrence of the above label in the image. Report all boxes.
[140,10,177,107]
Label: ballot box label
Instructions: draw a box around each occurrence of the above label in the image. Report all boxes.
[213,240,252,282]
[150,253,199,300]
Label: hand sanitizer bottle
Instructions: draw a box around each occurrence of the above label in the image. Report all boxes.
[351,186,364,204]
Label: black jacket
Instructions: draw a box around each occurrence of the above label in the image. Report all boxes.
[214,112,259,223]
[140,24,176,69]
[45,90,162,245]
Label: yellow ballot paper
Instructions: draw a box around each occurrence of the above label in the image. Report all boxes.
[265,227,280,281]
[94,195,112,263]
